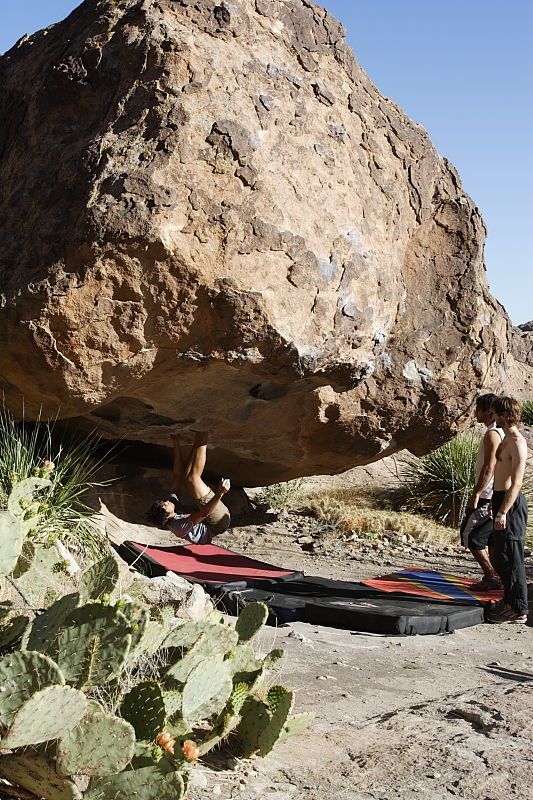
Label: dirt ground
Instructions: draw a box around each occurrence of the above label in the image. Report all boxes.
[187,512,533,800]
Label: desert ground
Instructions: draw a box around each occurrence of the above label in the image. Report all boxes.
[184,493,533,800]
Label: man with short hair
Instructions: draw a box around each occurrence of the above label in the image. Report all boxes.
[146,431,231,544]
[487,396,529,623]
[460,393,503,590]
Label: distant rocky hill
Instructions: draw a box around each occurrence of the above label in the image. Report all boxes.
[0,0,530,484]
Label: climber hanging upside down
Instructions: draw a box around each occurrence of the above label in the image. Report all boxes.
[146,431,231,544]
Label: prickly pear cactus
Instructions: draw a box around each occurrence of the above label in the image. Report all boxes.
[0,650,65,728]
[166,622,239,684]
[181,654,233,723]
[257,686,294,757]
[0,751,82,800]
[163,689,184,722]
[235,602,269,642]
[0,511,24,578]
[23,592,80,652]
[163,619,214,649]
[0,613,29,651]
[121,681,167,741]
[279,711,314,743]
[57,711,136,777]
[224,643,263,681]
[139,620,167,658]
[120,600,149,665]
[7,477,52,519]
[262,648,285,669]
[1,684,86,749]
[235,697,273,757]
[11,539,35,578]
[84,763,186,800]
[16,543,72,607]
[52,604,132,688]
[78,555,119,603]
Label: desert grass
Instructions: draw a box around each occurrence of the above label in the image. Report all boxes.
[0,406,111,557]
[300,486,457,546]
[255,478,305,510]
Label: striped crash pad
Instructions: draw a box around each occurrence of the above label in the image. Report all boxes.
[362,568,503,605]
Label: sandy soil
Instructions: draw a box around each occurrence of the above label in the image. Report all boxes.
[186,513,533,800]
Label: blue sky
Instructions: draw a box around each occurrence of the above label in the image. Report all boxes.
[1,1,531,324]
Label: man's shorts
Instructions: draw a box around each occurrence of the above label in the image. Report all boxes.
[460,499,492,549]
[195,489,231,535]
[171,488,231,536]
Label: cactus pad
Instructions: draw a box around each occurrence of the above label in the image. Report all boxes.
[54,604,132,688]
[235,602,268,642]
[120,601,149,665]
[57,711,136,777]
[163,689,183,722]
[78,556,119,603]
[262,648,285,669]
[227,681,251,716]
[7,477,52,518]
[0,511,24,578]
[0,614,29,651]
[280,711,314,742]
[225,644,263,680]
[1,684,86,749]
[181,654,233,723]
[23,592,80,653]
[0,751,82,800]
[162,619,212,650]
[257,686,294,756]
[235,698,272,757]
[84,764,185,800]
[140,620,167,657]
[167,624,239,684]
[121,681,167,741]
[0,650,65,728]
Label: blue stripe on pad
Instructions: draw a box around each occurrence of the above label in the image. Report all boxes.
[394,570,479,605]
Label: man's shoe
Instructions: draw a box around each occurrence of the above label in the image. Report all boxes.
[488,603,528,624]
[471,575,503,591]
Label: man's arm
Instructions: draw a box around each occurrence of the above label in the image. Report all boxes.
[186,479,230,525]
[468,429,500,508]
[494,440,527,528]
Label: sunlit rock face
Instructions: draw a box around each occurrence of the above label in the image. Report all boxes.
[0,0,513,484]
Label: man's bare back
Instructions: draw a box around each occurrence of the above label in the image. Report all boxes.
[493,429,527,491]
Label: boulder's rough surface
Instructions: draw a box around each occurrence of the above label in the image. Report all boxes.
[0,0,523,484]
[507,325,533,399]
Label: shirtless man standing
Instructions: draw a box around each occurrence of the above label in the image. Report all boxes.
[460,393,503,589]
[488,396,529,624]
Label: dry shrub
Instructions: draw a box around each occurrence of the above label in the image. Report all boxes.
[302,487,457,546]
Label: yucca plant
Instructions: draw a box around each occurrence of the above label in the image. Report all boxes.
[522,400,533,426]
[399,431,481,527]
[0,407,111,556]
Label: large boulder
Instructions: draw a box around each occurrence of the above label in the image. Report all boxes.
[0,0,518,484]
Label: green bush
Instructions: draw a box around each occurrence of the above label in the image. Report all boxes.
[400,431,481,527]
[522,400,533,426]
[0,408,109,556]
